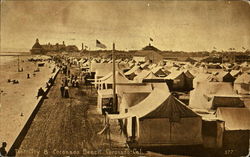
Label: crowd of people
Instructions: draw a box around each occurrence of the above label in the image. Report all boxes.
[57,56,83,99]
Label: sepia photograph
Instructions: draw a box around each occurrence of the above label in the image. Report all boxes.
[0,0,250,156]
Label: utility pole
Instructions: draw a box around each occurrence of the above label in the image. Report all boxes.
[112,43,116,113]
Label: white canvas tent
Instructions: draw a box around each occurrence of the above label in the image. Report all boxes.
[216,107,250,131]
[189,82,241,110]
[108,84,202,147]
[234,73,250,94]
[97,83,153,114]
[124,65,142,80]
[95,71,134,90]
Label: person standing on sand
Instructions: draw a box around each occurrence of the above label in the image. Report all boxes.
[0,142,7,156]
[60,84,65,98]
[64,86,69,98]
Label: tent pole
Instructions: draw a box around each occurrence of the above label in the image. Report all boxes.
[112,43,116,113]
[108,118,111,148]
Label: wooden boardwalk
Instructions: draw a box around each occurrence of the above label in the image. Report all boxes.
[15,70,111,156]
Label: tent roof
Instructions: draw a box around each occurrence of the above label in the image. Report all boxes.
[151,66,163,74]
[134,70,164,82]
[216,107,250,130]
[203,82,236,96]
[164,71,183,80]
[230,70,241,77]
[97,71,133,84]
[240,62,249,67]
[116,83,153,95]
[206,74,219,82]
[234,73,250,84]
[193,73,211,82]
[120,92,150,111]
[140,60,151,69]
[108,83,168,120]
[216,71,234,81]
[128,84,198,119]
[134,70,151,80]
[90,63,118,73]
[124,65,141,75]
[211,96,245,109]
[189,82,237,110]
[144,72,162,80]
[183,70,195,79]
[142,95,199,119]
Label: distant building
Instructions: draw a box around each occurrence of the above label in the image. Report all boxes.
[30,39,45,54]
[222,53,250,63]
[30,38,79,54]
[65,45,79,52]
[134,43,163,63]
[235,54,250,63]
[42,41,66,52]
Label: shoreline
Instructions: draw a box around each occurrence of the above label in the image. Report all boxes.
[0,55,58,152]
[7,68,60,155]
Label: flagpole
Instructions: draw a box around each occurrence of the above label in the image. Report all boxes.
[112,43,116,113]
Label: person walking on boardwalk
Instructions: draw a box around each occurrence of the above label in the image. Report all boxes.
[36,87,44,99]
[0,142,7,156]
[60,84,65,98]
[76,79,79,88]
[64,85,69,98]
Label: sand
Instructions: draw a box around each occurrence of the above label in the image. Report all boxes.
[0,55,57,151]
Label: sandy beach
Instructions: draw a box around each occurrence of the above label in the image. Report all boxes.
[0,55,57,151]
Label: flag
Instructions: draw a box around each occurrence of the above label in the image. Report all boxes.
[242,47,246,50]
[213,46,217,49]
[85,46,88,49]
[150,38,153,42]
[96,40,107,49]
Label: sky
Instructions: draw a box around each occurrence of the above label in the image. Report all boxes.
[0,0,250,52]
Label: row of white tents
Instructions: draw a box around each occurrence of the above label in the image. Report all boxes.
[49,53,249,156]
[86,57,250,155]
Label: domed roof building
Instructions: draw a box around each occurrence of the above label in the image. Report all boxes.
[142,43,160,51]
[134,43,163,64]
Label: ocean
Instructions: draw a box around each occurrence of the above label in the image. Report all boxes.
[0,52,31,65]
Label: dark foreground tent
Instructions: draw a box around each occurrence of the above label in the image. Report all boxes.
[108,85,202,148]
[216,107,250,156]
